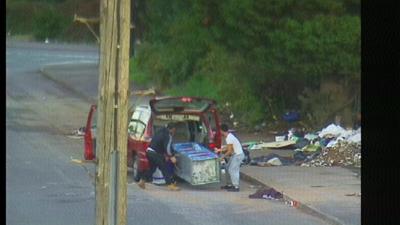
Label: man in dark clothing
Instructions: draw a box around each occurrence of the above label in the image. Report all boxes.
[137,123,180,191]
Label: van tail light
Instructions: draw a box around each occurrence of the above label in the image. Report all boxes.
[209,143,216,150]
[84,105,97,161]
[84,133,95,160]
[181,97,192,103]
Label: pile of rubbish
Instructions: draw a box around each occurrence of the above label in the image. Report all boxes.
[244,123,361,168]
[299,124,361,167]
[300,141,361,167]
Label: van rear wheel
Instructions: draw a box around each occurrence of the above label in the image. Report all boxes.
[132,154,140,182]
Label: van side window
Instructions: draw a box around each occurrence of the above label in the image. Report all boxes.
[132,111,140,120]
[139,110,151,125]
[128,111,140,134]
[134,121,146,139]
[129,109,150,139]
[128,111,143,138]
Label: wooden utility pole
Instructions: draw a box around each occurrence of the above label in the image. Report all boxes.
[96,0,130,224]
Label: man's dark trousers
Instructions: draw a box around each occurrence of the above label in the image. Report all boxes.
[146,150,175,185]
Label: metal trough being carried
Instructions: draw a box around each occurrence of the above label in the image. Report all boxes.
[174,142,221,185]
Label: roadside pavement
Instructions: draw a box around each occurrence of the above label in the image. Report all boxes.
[240,165,360,225]
[40,62,361,225]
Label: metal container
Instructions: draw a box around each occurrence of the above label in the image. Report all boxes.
[174,143,221,185]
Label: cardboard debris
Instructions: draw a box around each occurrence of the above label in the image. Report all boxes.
[249,144,263,150]
[247,140,296,150]
[261,140,296,149]
[243,142,263,150]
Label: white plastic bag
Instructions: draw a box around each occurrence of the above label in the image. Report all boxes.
[152,168,166,185]
[267,157,282,166]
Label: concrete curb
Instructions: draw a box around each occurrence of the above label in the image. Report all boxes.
[40,66,96,104]
[240,171,345,225]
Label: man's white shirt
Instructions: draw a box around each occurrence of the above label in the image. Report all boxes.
[226,133,244,155]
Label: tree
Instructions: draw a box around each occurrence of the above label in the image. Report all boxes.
[132,0,360,127]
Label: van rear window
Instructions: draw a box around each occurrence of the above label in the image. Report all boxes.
[150,97,215,113]
[156,114,200,121]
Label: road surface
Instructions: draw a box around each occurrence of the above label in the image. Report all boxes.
[6,40,330,225]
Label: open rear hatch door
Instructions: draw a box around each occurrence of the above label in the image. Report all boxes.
[84,105,97,160]
[150,97,216,114]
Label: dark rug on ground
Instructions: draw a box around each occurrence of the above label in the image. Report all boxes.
[249,187,283,200]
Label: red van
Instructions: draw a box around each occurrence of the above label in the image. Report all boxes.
[84,96,222,181]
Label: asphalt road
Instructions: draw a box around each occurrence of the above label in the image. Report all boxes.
[6,40,98,225]
[6,40,330,225]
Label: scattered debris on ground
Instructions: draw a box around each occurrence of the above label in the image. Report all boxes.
[249,187,283,200]
[300,125,361,167]
[243,123,361,168]
[249,153,293,166]
[72,127,86,136]
[243,140,296,150]
[300,141,361,167]
[345,192,361,197]
[67,127,86,139]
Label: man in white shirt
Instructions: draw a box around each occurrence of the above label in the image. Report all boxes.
[215,124,244,192]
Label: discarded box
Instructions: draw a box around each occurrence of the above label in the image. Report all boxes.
[174,143,221,185]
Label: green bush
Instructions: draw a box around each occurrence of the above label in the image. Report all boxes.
[166,44,265,127]
[131,0,360,128]
[166,72,265,127]
[131,40,266,127]
[6,0,96,42]
[32,7,70,40]
[129,57,152,87]
[166,74,219,100]
[6,0,38,34]
[298,78,358,129]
